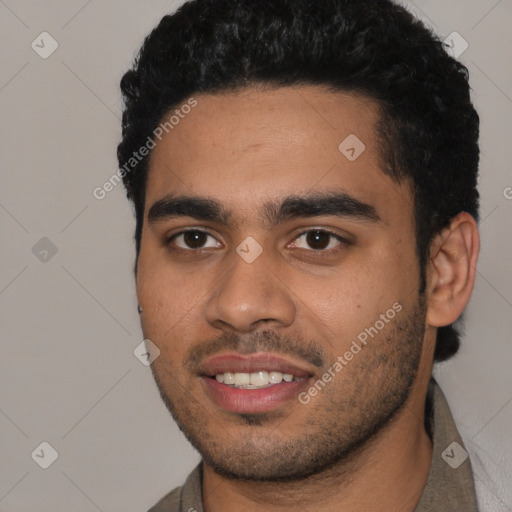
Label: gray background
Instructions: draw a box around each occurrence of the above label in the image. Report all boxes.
[1,1,511,511]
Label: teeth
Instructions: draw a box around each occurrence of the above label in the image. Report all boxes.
[269,371,283,384]
[223,372,235,385]
[234,372,250,386]
[214,371,298,388]
[250,371,269,386]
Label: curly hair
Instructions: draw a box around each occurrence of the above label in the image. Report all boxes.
[117,0,480,362]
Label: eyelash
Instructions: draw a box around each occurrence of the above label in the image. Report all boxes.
[165,228,351,255]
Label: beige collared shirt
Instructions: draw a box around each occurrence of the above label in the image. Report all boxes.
[148,378,478,511]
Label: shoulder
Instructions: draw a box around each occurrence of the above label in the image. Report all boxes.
[146,463,203,512]
[147,485,183,512]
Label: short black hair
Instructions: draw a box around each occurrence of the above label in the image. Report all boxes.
[117,0,480,362]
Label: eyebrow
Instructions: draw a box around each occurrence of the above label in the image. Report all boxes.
[147,192,381,227]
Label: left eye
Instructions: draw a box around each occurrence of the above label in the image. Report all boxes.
[169,230,221,250]
[291,230,346,251]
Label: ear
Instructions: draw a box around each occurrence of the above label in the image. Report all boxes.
[426,212,480,328]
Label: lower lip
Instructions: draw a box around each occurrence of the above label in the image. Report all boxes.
[202,376,309,414]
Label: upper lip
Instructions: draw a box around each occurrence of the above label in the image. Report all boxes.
[198,352,315,378]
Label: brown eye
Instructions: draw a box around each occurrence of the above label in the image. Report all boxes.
[169,230,221,250]
[292,229,348,251]
[183,231,208,248]
[305,230,331,250]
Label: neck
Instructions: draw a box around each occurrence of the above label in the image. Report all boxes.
[202,376,433,512]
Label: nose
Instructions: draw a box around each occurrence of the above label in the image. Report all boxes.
[204,247,296,333]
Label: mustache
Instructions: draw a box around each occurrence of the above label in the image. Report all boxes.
[184,329,327,371]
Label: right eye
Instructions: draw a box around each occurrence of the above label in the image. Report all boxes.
[166,230,222,250]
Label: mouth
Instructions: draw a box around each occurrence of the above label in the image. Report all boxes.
[213,370,301,388]
[198,352,314,414]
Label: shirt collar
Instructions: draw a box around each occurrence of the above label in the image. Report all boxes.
[414,377,478,511]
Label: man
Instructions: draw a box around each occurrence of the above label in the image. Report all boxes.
[117,1,481,510]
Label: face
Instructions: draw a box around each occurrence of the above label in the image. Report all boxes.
[137,86,428,481]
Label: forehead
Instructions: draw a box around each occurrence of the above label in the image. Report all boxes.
[145,85,411,224]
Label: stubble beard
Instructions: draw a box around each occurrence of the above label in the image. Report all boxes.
[150,296,427,482]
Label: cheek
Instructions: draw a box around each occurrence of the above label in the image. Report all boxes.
[286,272,358,352]
[297,254,413,345]
[137,270,203,366]
[136,245,204,338]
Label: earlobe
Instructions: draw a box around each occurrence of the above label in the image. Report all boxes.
[426,212,480,328]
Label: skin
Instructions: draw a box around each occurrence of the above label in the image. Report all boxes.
[136,85,480,512]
